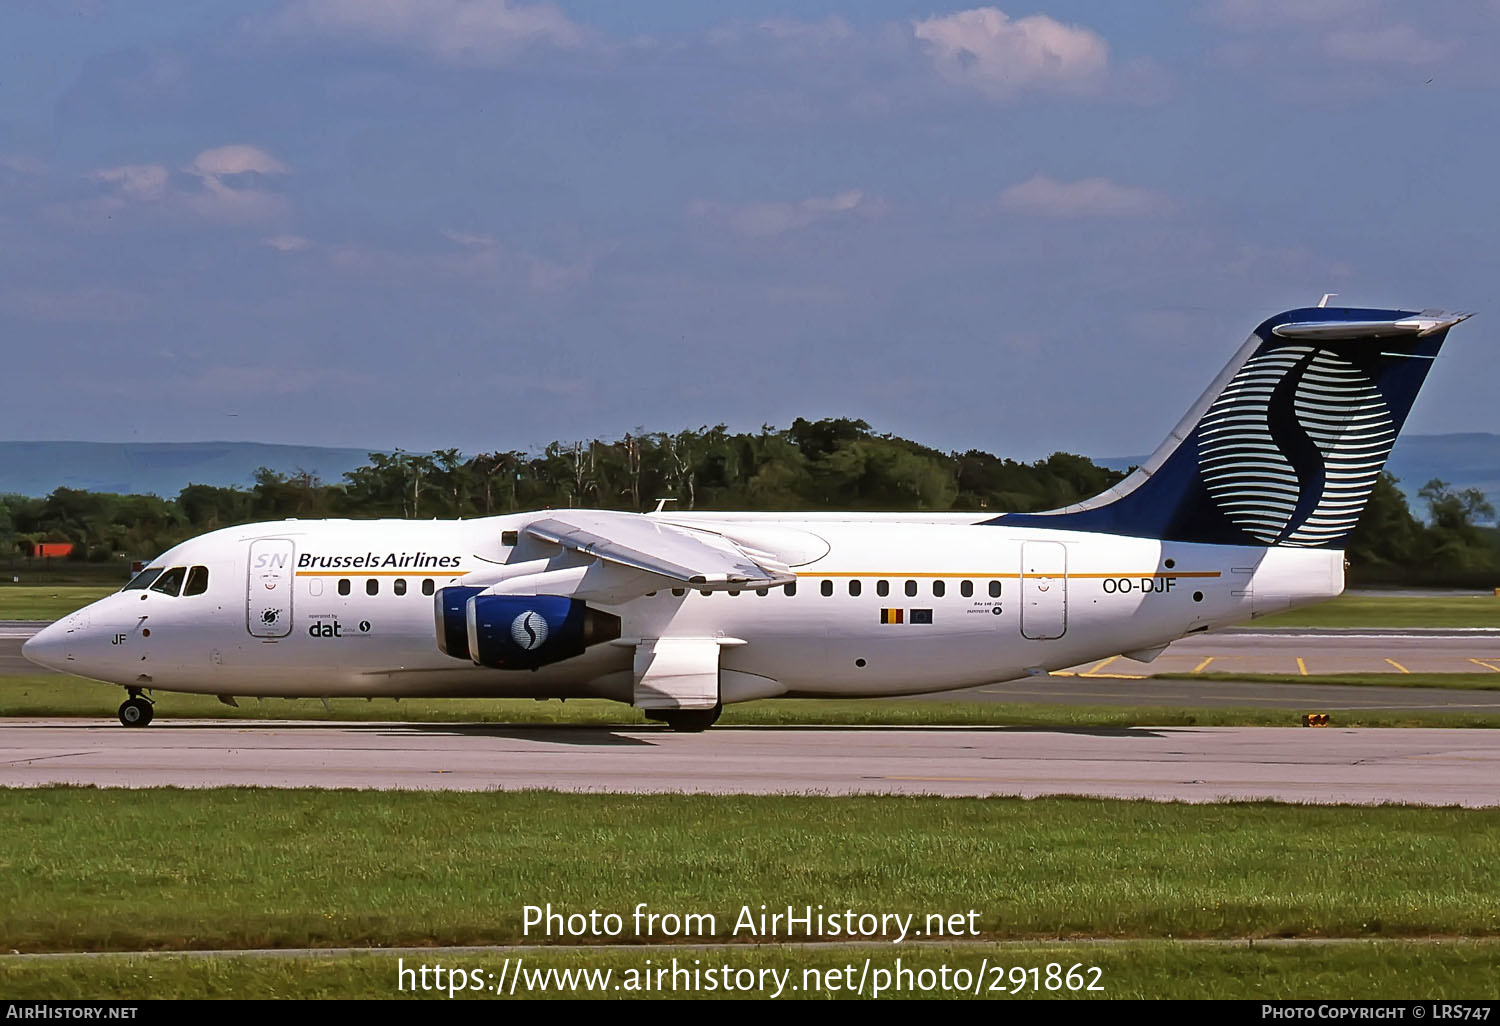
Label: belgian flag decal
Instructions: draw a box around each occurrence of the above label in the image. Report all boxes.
[879,608,904,624]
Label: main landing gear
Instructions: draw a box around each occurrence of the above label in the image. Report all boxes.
[118,689,154,727]
[647,703,722,733]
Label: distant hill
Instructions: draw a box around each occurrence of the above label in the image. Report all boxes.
[1101,433,1500,520]
[0,441,377,498]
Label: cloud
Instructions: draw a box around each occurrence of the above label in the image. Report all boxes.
[912,7,1110,100]
[1322,25,1454,65]
[263,234,311,252]
[188,144,288,177]
[59,144,291,228]
[690,189,886,239]
[88,164,169,202]
[270,0,591,65]
[995,175,1172,218]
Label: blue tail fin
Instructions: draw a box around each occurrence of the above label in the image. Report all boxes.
[991,306,1472,547]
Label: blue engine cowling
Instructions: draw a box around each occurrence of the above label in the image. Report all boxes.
[434,586,487,661]
[465,593,621,670]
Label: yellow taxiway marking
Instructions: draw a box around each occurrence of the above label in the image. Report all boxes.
[1048,671,1078,677]
[1073,655,1150,680]
[1471,658,1500,673]
[1384,658,1411,674]
[1192,657,1214,674]
[1296,658,1308,676]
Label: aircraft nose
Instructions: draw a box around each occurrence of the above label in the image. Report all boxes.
[22,620,71,672]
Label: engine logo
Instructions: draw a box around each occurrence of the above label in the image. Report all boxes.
[510,611,549,651]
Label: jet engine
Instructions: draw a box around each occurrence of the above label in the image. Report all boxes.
[463,593,621,670]
[434,585,487,660]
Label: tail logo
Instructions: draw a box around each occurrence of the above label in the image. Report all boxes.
[1196,345,1394,546]
[510,610,549,651]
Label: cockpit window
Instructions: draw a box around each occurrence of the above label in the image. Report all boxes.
[183,565,210,596]
[123,567,165,591]
[149,566,188,596]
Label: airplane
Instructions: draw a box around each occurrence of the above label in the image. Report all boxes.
[23,303,1472,731]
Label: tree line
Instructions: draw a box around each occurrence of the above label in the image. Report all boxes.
[0,418,1493,584]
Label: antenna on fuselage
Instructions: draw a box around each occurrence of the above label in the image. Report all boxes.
[651,498,678,514]
[1317,293,1338,308]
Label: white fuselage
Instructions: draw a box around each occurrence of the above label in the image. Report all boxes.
[26,511,1342,705]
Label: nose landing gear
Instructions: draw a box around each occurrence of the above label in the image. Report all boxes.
[118,690,154,727]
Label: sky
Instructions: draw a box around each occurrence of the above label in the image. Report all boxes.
[1,0,1496,461]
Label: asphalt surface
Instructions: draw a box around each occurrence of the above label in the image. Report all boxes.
[4,721,1496,806]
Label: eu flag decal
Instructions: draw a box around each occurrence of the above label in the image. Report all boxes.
[909,609,933,625]
[879,608,904,624]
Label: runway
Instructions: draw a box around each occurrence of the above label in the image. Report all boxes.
[3,721,1497,806]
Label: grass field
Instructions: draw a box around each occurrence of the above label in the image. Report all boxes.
[3,788,1499,955]
[4,940,1497,999]
[0,585,113,620]
[7,673,1500,728]
[1,586,1498,627]
[1257,593,1500,628]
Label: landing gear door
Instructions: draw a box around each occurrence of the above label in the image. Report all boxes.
[1021,541,1067,640]
[247,538,295,638]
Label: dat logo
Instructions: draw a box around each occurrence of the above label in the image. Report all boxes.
[510,611,549,651]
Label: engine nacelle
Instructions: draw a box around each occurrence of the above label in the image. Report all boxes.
[434,586,487,661]
[465,593,621,670]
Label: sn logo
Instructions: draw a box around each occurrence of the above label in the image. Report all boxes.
[510,611,549,651]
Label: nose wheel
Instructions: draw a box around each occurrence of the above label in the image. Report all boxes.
[118,696,154,727]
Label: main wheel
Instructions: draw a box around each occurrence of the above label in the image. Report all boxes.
[118,697,154,727]
[655,705,721,733]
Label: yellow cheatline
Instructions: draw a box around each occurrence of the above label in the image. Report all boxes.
[1296,657,1308,676]
[1384,658,1411,674]
[1470,658,1500,673]
[1192,657,1214,673]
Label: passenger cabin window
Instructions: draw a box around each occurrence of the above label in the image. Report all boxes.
[820,580,833,597]
[848,580,862,597]
[366,579,379,596]
[123,567,164,591]
[421,579,435,596]
[989,581,1002,598]
[183,565,210,596]
[876,580,889,597]
[756,588,768,597]
[784,582,797,596]
[338,579,351,596]
[904,580,917,598]
[149,566,187,597]
[961,580,973,598]
[393,578,407,596]
[933,580,946,598]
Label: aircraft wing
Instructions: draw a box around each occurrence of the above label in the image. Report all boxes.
[523,511,797,590]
